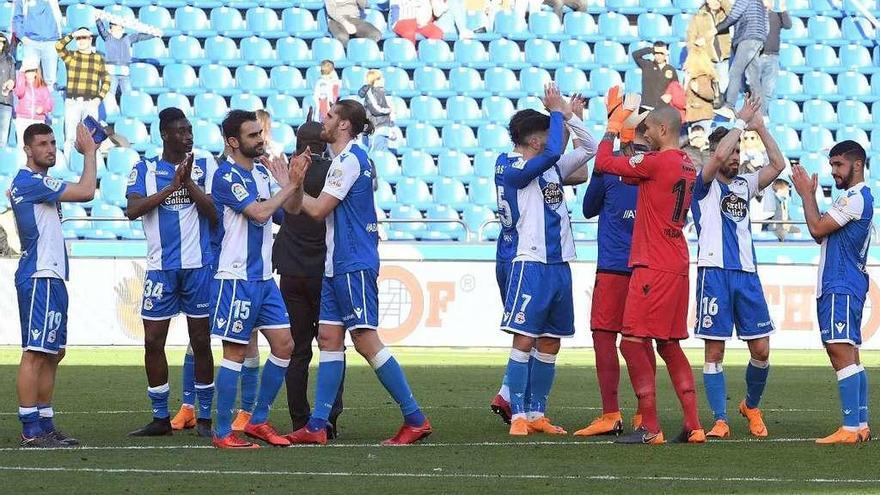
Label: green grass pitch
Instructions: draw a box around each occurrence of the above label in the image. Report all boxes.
[2,347,880,494]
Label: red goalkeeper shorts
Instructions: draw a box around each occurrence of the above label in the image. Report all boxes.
[622,267,689,341]
[590,271,631,333]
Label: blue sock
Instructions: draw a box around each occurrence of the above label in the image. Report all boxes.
[19,406,41,438]
[745,359,770,409]
[703,363,728,421]
[505,348,530,417]
[182,351,196,407]
[524,352,535,411]
[372,349,424,426]
[240,356,260,413]
[37,404,55,433]
[858,366,869,426]
[309,350,346,432]
[148,383,170,419]
[195,382,214,421]
[837,365,861,429]
[527,351,557,416]
[250,354,290,425]
[214,360,241,438]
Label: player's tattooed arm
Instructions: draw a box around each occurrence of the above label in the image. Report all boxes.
[183,154,218,225]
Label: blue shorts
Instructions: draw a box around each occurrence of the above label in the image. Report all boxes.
[500,261,575,339]
[496,261,512,302]
[694,267,775,341]
[142,266,214,320]
[319,269,379,331]
[17,277,68,354]
[210,279,290,344]
[817,293,864,346]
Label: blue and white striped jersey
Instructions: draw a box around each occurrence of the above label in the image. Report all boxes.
[692,172,760,272]
[126,156,216,271]
[211,159,281,281]
[10,169,68,285]
[322,140,379,277]
[818,182,874,299]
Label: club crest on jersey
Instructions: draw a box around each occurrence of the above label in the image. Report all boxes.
[514,312,526,324]
[191,164,204,181]
[143,298,153,311]
[231,183,249,202]
[542,182,564,209]
[629,154,645,167]
[720,193,748,222]
[232,320,244,333]
[128,168,138,186]
[47,330,56,344]
[42,176,62,192]
[702,315,713,328]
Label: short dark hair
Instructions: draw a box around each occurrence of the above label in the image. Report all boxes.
[23,123,53,146]
[333,99,373,138]
[653,41,668,49]
[222,109,259,140]
[295,120,324,154]
[830,140,867,168]
[508,109,550,146]
[158,107,187,132]
[707,126,730,151]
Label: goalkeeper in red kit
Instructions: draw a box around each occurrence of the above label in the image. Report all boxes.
[593,95,705,445]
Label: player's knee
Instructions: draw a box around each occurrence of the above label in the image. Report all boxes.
[351,329,382,357]
[317,331,344,351]
[273,339,294,359]
[535,338,560,355]
[143,332,165,353]
[704,348,724,364]
[748,340,770,362]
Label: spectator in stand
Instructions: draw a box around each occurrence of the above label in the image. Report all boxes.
[313,60,340,123]
[390,0,447,44]
[256,109,285,160]
[632,42,679,109]
[358,70,400,153]
[513,0,585,21]
[715,0,768,118]
[687,0,732,92]
[95,12,161,115]
[683,47,719,133]
[12,0,62,89]
[759,0,792,113]
[14,57,53,147]
[437,0,499,39]
[325,0,382,47]
[0,34,15,147]
[662,79,687,123]
[56,27,110,159]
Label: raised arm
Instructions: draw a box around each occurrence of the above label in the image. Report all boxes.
[55,32,77,64]
[96,18,110,40]
[505,111,565,188]
[752,117,788,190]
[702,95,760,184]
[60,124,99,202]
[632,46,654,70]
[715,0,747,33]
[263,150,311,215]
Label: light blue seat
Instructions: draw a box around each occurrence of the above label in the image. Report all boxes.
[383,38,419,69]
[235,65,271,96]
[516,96,544,112]
[106,147,141,176]
[0,148,21,176]
[785,0,813,15]
[482,96,515,125]
[778,44,805,72]
[473,151,498,179]
[840,46,876,73]
[424,204,466,239]
[588,96,607,123]
[838,71,873,100]
[842,16,876,45]
[199,64,236,96]
[462,204,495,234]
[65,4,96,33]
[363,8,389,38]
[598,12,635,43]
[130,63,162,93]
[99,175,129,209]
[781,16,808,45]
[230,93,264,111]
[564,11,598,40]
[769,125,801,155]
[388,204,425,235]
[194,93,230,121]
[437,150,474,182]
[120,91,155,120]
[156,92,192,117]
[276,37,312,68]
[478,124,511,151]
[139,5,177,36]
[434,177,469,213]
[838,101,871,127]
[637,13,673,42]
[594,40,629,68]
[808,15,844,45]
[348,38,384,67]
[803,99,837,126]
[270,122,296,153]
[805,44,840,70]
[836,127,871,151]
[375,179,396,210]
[559,39,594,69]
[210,6,249,37]
[341,66,367,92]
[799,152,825,175]
[373,150,401,184]
[270,66,307,97]
[529,11,565,41]
[380,66,414,98]
[590,67,624,96]
[246,7,286,38]
[174,6,215,38]
[489,38,525,70]
[453,39,491,69]
[468,177,497,209]
[131,37,166,62]
[442,124,478,154]
[204,36,242,67]
[68,151,108,179]
[281,7,324,38]
[418,39,454,69]
[402,124,442,154]
[413,66,452,98]
[402,148,438,181]
[607,0,640,14]
[803,71,838,100]
[394,179,433,210]
[193,120,224,152]
[168,35,206,65]
[520,67,552,97]
[623,67,642,93]
[556,67,588,95]
[525,38,561,69]
[410,95,446,124]
[311,37,347,66]
[446,96,482,125]
[114,119,150,151]
[240,36,276,66]
[801,126,835,153]
[266,94,302,125]
[0,2,13,28]
[449,67,487,98]
[673,0,703,8]
[61,203,88,239]
[671,13,692,39]
[775,70,804,100]
[494,10,529,40]
[768,99,803,126]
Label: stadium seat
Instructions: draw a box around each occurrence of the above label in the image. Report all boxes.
[803,71,838,100]
[348,38,384,68]
[130,63,162,93]
[442,124,479,154]
[0,148,21,176]
[106,147,141,176]
[462,204,495,236]
[453,39,491,69]
[842,16,876,45]
[488,39,525,70]
[402,123,442,154]
[594,41,629,69]
[114,119,150,151]
[388,204,426,236]
[781,16,809,45]
[266,94,303,124]
[424,204,466,239]
[598,12,636,43]
[269,66,307,97]
[409,95,446,125]
[778,44,805,72]
[281,8,323,38]
[468,177,497,209]
[588,96,607,123]
[774,70,804,100]
[204,36,243,66]
[446,96,482,125]
[341,65,367,91]
[381,66,414,98]
[131,37,167,62]
[801,126,835,153]
[637,13,674,42]
[230,93,264,111]
[623,67,642,94]
[194,93,230,121]
[168,35,206,66]
[516,96,544,112]
[449,67,487,98]
[373,150,401,184]
[473,151,498,179]
[785,0,813,16]
[413,66,452,98]
[836,126,871,151]
[276,37,312,68]
[805,44,840,70]
[401,149,438,179]
[494,10,529,41]
[529,11,565,41]
[193,120,224,152]
[65,4,96,33]
[418,39,454,69]
[590,67,624,96]
[383,38,419,69]
[838,71,873,100]
[387,95,410,126]
[235,65,271,97]
[139,6,177,36]
[99,175,129,209]
[363,8,389,37]
[803,99,837,126]
[478,124,512,151]
[437,150,474,182]
[840,46,876,74]
[240,36,276,66]
[270,122,296,153]
[556,67,589,95]
[607,0,640,13]
[768,99,803,126]
[156,92,193,117]
[482,96,515,125]
[375,179,396,210]
[395,178,433,210]
[769,125,802,156]
[799,152,825,175]
[199,64,236,96]
[432,178,470,211]
[520,67,552,97]
[807,16,844,45]
[68,151,108,180]
[0,2,13,29]
[175,6,215,38]
[524,38,561,69]
[564,11,599,40]
[246,7,286,38]
[210,7,249,38]
[311,37,347,66]
[559,39,594,69]
[120,91,155,120]
[671,13,692,39]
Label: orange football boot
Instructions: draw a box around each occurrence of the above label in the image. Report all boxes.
[632,413,643,430]
[212,433,260,449]
[574,412,623,436]
[286,426,328,445]
[738,400,768,437]
[170,405,196,430]
[858,426,872,442]
[231,410,252,432]
[509,417,529,436]
[706,420,730,438]
[383,420,433,445]
[527,416,568,435]
[244,422,291,446]
[816,427,859,444]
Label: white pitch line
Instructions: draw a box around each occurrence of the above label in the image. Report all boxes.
[0,437,852,452]
[1,465,879,484]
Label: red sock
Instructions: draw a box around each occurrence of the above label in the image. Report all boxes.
[636,340,658,418]
[657,340,701,431]
[620,339,659,433]
[592,330,620,414]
